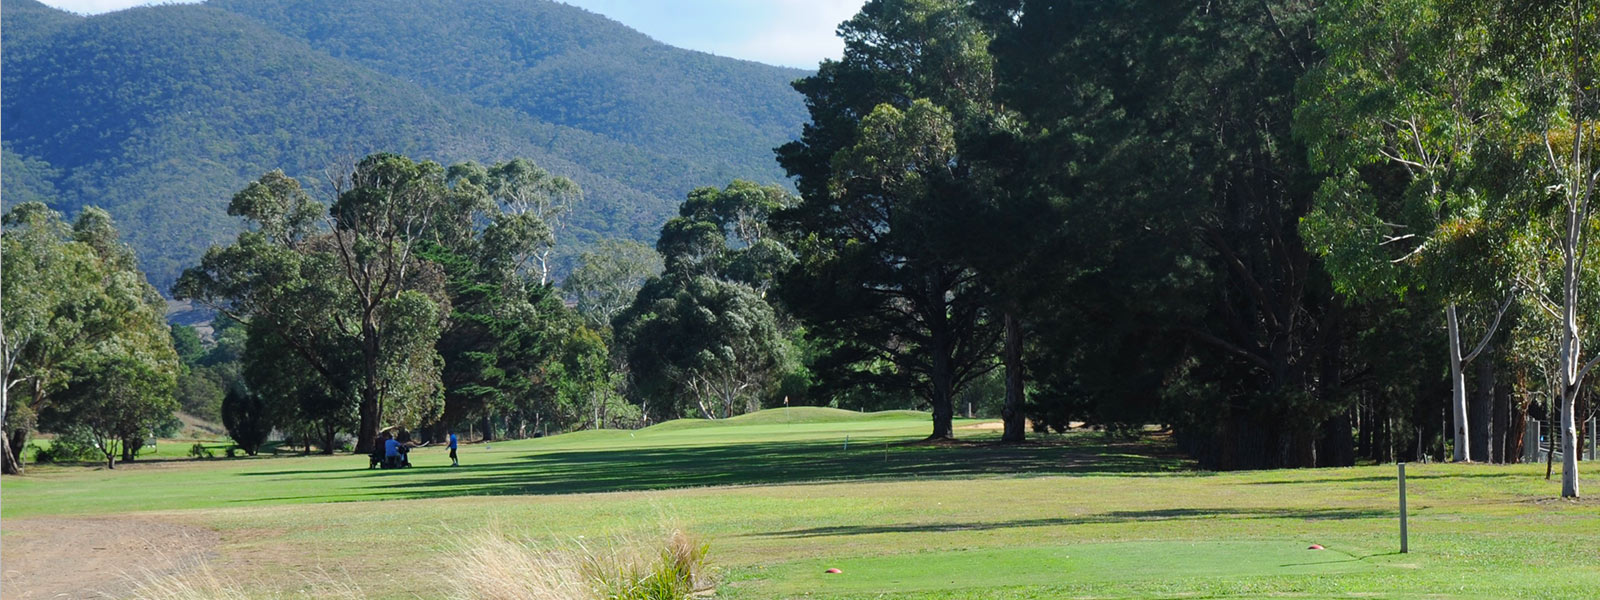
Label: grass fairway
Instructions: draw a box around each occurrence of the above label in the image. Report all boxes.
[2,407,1598,599]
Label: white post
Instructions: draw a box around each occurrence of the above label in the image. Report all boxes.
[1580,416,1593,464]
[1525,419,1541,463]
[1398,462,1409,554]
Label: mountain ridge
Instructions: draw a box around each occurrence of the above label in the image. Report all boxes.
[1,0,809,289]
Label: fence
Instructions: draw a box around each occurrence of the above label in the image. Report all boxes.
[1524,416,1599,463]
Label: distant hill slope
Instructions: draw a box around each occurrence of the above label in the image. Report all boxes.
[1,0,808,289]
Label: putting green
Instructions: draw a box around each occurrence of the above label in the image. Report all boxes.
[732,541,1381,597]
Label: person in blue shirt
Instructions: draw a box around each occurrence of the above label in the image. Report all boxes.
[384,435,401,468]
[448,432,458,467]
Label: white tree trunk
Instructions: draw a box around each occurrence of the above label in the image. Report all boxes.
[1446,305,1471,462]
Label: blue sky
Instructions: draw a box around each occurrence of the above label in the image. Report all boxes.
[36,0,863,68]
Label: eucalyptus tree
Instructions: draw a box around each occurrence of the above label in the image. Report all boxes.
[617,275,787,420]
[176,156,451,453]
[1498,0,1600,497]
[2,204,169,474]
[565,239,664,331]
[1297,0,1529,462]
[777,0,1001,440]
[478,158,582,286]
[615,182,796,421]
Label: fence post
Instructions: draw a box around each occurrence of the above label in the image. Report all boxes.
[1580,416,1593,464]
[1398,462,1408,554]
[1524,418,1540,463]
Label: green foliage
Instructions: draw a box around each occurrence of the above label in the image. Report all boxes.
[169,324,206,365]
[0,0,805,289]
[3,201,177,471]
[776,3,1001,438]
[564,239,664,331]
[615,182,798,421]
[221,387,272,456]
[31,427,101,464]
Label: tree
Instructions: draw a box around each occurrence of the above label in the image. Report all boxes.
[1501,0,1600,497]
[556,327,634,428]
[52,347,178,469]
[480,159,582,286]
[614,181,798,422]
[618,275,787,420]
[2,203,170,474]
[776,0,1001,440]
[170,324,206,365]
[565,240,664,331]
[1297,0,1528,462]
[177,158,451,453]
[221,386,273,456]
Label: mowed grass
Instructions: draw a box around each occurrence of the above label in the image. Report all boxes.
[2,407,1598,599]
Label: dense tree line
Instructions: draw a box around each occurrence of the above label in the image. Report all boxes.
[756,0,1596,498]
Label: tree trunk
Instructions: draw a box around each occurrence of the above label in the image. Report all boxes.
[928,340,955,440]
[4,428,28,475]
[1471,343,1494,462]
[1491,375,1511,463]
[1446,305,1471,461]
[355,318,381,454]
[1561,387,1581,496]
[1001,312,1025,443]
[322,420,336,455]
[1,431,20,475]
[481,414,495,442]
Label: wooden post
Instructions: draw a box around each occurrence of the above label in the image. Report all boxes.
[1398,462,1409,554]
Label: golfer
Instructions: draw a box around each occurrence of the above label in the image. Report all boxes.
[448,431,459,467]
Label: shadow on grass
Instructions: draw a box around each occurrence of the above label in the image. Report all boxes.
[754,506,1392,539]
[234,433,1190,502]
[1244,472,1528,486]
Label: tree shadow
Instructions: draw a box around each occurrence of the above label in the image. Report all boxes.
[753,506,1393,539]
[231,433,1190,502]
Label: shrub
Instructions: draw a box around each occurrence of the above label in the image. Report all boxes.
[220,387,272,455]
[34,427,101,463]
[188,443,214,459]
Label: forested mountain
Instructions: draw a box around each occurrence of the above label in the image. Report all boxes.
[0,0,808,288]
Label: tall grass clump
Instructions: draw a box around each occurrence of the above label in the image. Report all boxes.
[121,562,363,600]
[448,527,711,600]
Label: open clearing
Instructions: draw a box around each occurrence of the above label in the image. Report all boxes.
[2,407,1598,599]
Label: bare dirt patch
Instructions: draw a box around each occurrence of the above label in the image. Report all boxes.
[1,516,219,599]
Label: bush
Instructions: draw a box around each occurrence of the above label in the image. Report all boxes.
[34,427,101,463]
[220,387,272,456]
[188,443,215,459]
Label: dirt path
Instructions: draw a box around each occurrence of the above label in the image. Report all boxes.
[1,517,219,600]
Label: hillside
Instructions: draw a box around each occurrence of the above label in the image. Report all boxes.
[0,0,809,289]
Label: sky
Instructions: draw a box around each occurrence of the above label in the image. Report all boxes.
[35,0,864,69]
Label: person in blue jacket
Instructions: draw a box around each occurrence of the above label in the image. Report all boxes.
[384,435,402,468]
[448,431,459,467]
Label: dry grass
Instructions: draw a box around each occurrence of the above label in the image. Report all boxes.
[447,527,711,600]
[121,562,363,600]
